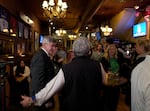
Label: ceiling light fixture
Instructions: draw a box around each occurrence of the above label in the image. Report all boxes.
[101,25,112,36]
[68,35,77,40]
[42,0,68,20]
[134,5,139,10]
[55,29,67,36]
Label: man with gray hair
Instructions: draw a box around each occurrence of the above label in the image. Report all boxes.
[73,37,90,56]
[30,35,57,111]
[20,37,105,111]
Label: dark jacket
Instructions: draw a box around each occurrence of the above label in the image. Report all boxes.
[30,49,55,95]
[61,56,102,111]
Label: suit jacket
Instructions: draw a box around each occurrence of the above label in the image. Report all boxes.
[30,49,55,95]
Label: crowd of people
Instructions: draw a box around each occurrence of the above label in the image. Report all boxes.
[10,34,150,111]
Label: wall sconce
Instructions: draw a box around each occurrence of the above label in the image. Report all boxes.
[100,25,112,36]
[20,12,34,25]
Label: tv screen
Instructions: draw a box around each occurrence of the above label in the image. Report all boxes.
[96,32,101,41]
[39,34,44,43]
[133,22,147,38]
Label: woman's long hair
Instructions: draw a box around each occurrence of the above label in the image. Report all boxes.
[15,60,25,77]
[103,44,118,62]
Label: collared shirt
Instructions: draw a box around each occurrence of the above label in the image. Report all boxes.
[41,47,49,57]
[131,55,150,111]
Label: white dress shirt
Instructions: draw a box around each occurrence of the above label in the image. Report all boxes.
[34,68,65,106]
[131,55,150,111]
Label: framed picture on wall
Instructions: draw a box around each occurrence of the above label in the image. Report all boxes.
[34,31,39,51]
[17,42,25,56]
[22,42,25,54]
[0,5,9,34]
[17,43,21,54]
[9,15,17,37]
[18,21,24,37]
[24,26,29,39]
[0,39,14,55]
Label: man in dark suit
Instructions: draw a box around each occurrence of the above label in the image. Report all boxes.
[30,35,57,111]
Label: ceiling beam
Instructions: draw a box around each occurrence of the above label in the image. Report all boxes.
[73,0,103,33]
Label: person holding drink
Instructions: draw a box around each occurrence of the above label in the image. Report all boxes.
[101,43,122,111]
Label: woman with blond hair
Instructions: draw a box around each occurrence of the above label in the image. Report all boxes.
[101,44,120,74]
[101,43,122,111]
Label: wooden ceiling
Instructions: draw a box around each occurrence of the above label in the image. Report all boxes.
[22,0,150,33]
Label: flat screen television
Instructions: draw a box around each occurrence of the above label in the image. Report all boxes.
[133,22,147,38]
[39,34,44,43]
[96,32,101,41]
